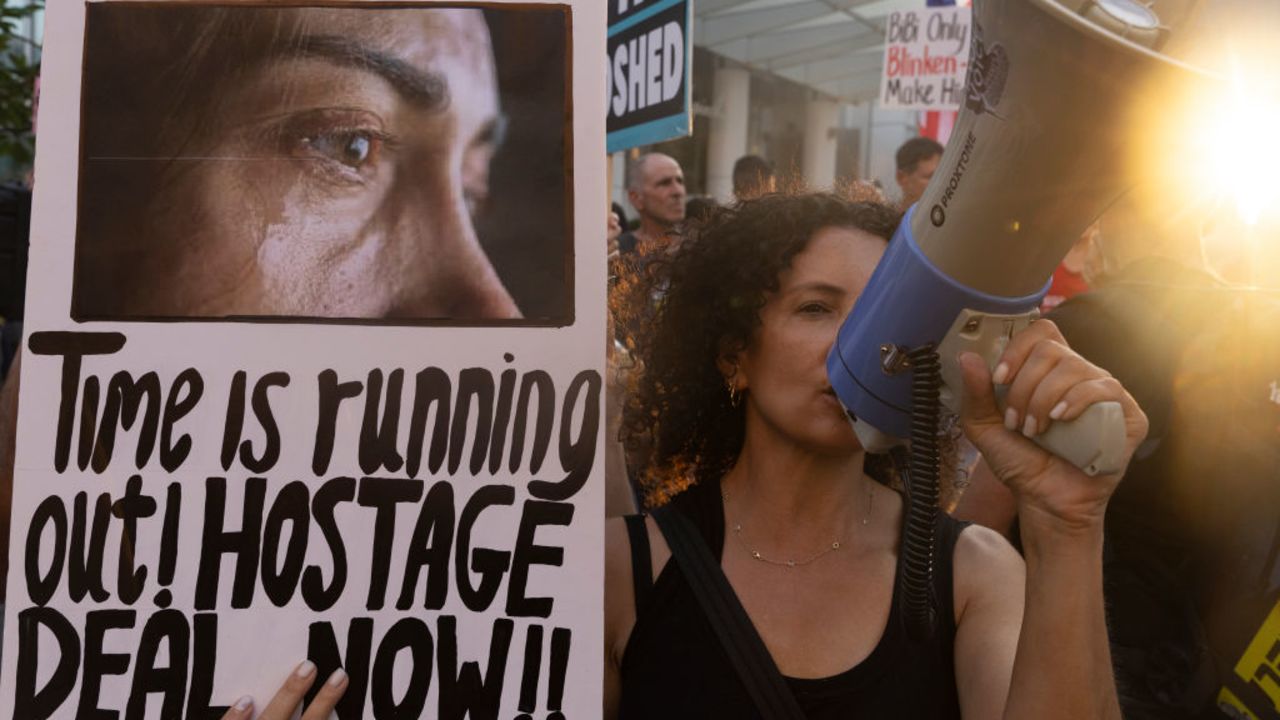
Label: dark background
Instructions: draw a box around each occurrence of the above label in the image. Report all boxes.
[481,6,573,325]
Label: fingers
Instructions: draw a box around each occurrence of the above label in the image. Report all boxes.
[958,351,1005,445]
[992,321,1146,447]
[219,695,255,720]
[1015,352,1100,437]
[1000,339,1068,435]
[1047,376,1124,423]
[222,661,349,720]
[994,320,1110,436]
[301,668,350,720]
[990,318,1066,388]
[255,660,319,720]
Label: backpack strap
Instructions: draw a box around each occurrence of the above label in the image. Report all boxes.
[624,514,654,612]
[651,505,807,720]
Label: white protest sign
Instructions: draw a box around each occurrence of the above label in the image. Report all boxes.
[0,0,605,717]
[879,7,972,110]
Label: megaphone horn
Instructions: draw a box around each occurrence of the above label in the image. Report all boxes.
[829,0,1210,466]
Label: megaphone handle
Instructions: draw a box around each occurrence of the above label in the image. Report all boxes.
[992,386,1127,476]
[937,309,1127,476]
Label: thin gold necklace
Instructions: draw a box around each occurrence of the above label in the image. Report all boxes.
[722,485,874,569]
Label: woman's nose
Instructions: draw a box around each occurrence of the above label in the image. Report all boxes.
[381,161,522,320]
[383,177,521,320]
[442,247,521,319]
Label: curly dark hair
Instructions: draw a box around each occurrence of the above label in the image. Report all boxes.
[617,192,904,506]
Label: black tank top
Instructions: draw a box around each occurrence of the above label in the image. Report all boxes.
[620,479,969,719]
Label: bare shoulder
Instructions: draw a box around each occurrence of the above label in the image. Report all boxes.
[604,517,635,651]
[950,521,1027,717]
[604,515,673,661]
[953,523,1025,622]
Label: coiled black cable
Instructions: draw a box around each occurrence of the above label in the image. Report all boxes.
[899,343,942,643]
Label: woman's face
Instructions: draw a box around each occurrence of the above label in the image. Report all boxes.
[137,9,518,319]
[736,226,887,454]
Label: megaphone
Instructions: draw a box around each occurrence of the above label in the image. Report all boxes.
[828,0,1213,473]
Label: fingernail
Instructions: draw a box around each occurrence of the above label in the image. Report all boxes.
[1004,407,1018,431]
[1050,401,1068,420]
[1022,415,1037,437]
[233,696,253,712]
[327,668,348,687]
[992,362,1010,385]
[296,660,316,678]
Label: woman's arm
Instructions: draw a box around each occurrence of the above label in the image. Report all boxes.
[953,319,1146,720]
[603,518,633,719]
[604,514,671,719]
[952,524,1024,719]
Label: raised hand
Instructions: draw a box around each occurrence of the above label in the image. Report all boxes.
[956,319,1148,532]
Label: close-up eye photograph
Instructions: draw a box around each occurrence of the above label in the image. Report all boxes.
[72,4,572,325]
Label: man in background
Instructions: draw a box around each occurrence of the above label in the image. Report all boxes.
[732,154,776,202]
[618,153,686,255]
[895,137,943,210]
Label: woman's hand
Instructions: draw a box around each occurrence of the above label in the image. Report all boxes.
[220,661,349,720]
[957,319,1148,534]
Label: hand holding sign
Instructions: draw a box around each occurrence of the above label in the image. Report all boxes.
[220,661,348,720]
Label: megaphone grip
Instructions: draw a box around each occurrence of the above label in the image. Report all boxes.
[1029,400,1127,476]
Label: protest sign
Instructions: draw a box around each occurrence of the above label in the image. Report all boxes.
[0,1,606,718]
[879,6,972,111]
[606,0,692,153]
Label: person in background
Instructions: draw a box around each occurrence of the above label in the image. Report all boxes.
[611,202,631,240]
[1040,222,1100,313]
[954,185,1280,719]
[617,153,686,255]
[732,154,776,202]
[684,196,719,226]
[895,137,944,211]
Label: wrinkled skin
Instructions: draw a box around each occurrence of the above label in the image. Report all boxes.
[129,9,519,319]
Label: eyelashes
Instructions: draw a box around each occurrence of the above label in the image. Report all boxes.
[266,108,395,185]
[252,106,493,213]
[798,301,832,315]
[301,129,386,172]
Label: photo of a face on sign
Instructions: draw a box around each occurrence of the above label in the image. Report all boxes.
[73,4,572,325]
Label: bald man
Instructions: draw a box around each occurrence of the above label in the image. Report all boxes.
[618,153,686,254]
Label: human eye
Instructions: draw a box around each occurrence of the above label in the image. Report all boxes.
[797,301,832,315]
[306,130,381,169]
[273,109,394,184]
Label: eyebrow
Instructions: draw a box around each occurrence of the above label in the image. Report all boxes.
[788,281,847,296]
[292,34,450,110]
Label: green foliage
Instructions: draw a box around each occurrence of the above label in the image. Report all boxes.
[0,2,42,173]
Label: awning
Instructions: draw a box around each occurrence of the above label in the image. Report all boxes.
[694,0,948,102]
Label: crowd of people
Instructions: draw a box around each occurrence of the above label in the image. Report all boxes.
[1,49,1278,711]
[602,140,1280,719]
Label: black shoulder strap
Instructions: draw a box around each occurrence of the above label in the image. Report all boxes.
[624,514,654,611]
[651,505,807,720]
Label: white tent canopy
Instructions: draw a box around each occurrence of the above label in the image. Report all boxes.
[694,0,935,102]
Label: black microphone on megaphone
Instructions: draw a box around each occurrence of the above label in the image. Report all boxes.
[826,0,1214,639]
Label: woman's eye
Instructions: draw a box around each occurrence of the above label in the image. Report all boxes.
[799,302,829,315]
[302,130,381,170]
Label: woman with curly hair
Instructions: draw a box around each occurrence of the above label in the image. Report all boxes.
[604,193,1147,718]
